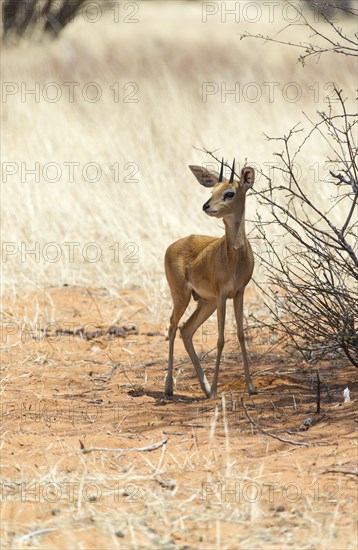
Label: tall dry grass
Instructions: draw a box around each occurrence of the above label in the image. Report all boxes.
[1,1,356,317]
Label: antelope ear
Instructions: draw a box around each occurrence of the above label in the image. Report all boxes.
[189,165,221,188]
[240,166,255,191]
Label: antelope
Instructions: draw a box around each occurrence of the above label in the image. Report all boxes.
[164,158,257,399]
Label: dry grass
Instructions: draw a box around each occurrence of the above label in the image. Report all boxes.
[1,1,356,313]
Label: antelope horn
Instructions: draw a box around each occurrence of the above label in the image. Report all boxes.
[218,157,224,183]
[229,158,235,184]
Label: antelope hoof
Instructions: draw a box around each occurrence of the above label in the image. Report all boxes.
[248,385,258,395]
[164,378,173,397]
[209,384,218,399]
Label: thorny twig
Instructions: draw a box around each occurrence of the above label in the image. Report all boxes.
[240,3,358,66]
[197,87,357,368]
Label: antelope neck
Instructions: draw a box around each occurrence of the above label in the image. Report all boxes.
[223,211,247,252]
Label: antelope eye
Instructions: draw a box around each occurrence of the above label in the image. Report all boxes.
[224,191,235,200]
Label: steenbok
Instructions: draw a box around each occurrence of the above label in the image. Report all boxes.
[164,159,257,398]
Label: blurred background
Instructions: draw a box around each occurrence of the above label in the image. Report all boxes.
[1,0,356,316]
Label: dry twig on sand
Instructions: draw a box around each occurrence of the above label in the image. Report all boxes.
[319,468,358,477]
[79,437,169,454]
[241,396,314,447]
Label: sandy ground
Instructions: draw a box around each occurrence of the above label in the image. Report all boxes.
[1,286,357,549]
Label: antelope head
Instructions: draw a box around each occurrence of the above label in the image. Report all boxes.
[189,159,255,218]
